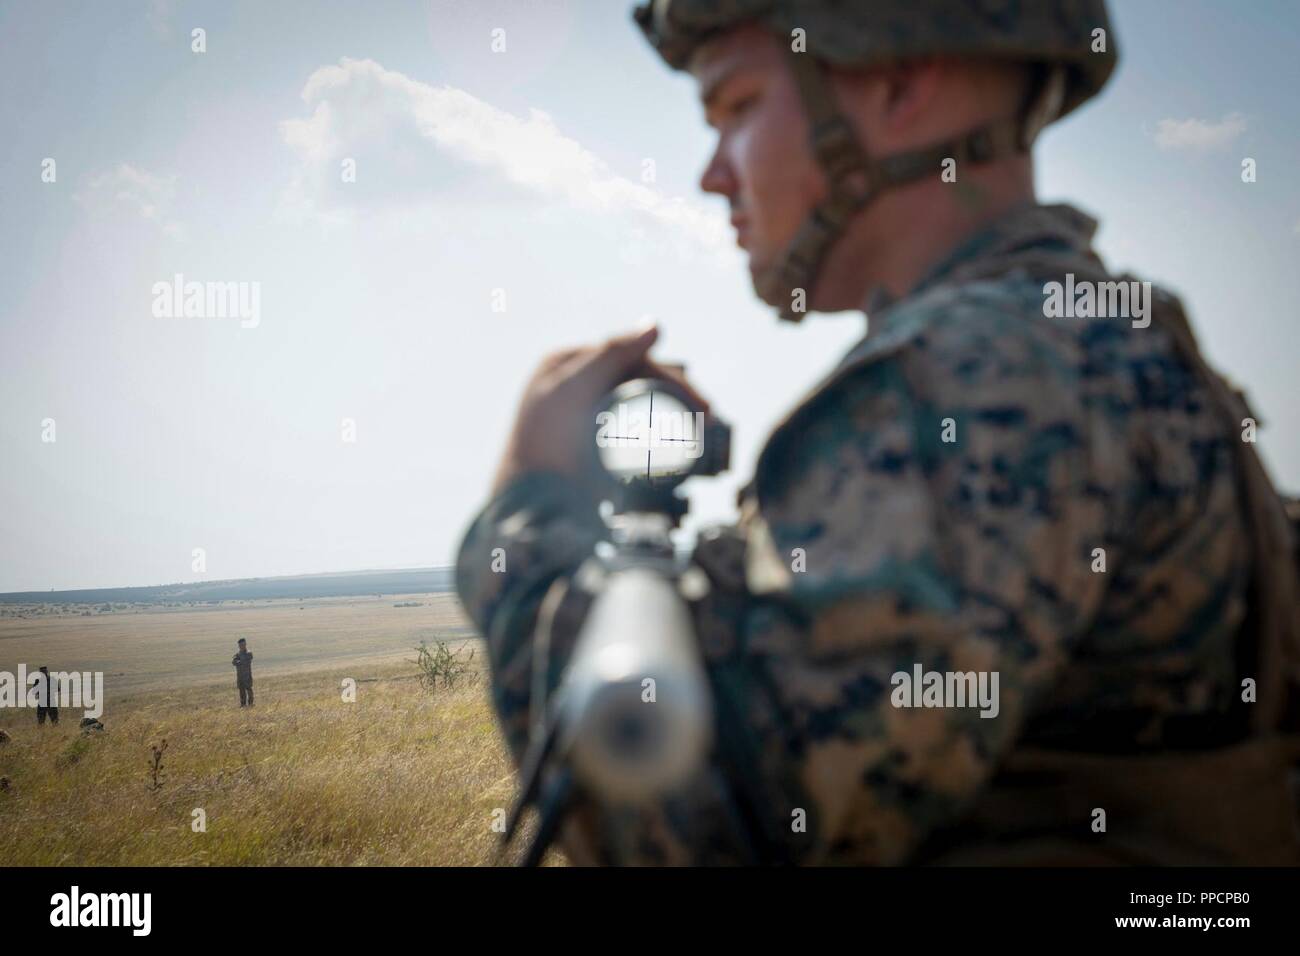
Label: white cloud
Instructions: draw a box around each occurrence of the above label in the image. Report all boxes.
[278,58,727,253]
[73,163,184,238]
[1153,112,1247,150]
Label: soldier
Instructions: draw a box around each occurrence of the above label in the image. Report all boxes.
[456,1,1300,864]
[232,638,254,708]
[35,665,59,726]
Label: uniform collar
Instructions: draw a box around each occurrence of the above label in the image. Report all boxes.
[861,202,1100,329]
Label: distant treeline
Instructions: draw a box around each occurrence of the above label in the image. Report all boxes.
[0,568,456,605]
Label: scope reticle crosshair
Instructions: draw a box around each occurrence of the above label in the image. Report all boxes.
[593,377,729,503]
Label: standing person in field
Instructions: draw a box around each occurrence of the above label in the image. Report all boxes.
[35,665,59,726]
[232,638,254,708]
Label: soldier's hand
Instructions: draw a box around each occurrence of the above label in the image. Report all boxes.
[490,323,708,497]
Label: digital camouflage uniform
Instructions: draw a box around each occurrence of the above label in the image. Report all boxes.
[456,1,1300,864]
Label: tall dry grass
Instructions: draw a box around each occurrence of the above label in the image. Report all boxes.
[0,660,558,865]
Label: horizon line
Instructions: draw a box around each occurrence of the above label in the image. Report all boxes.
[0,564,458,601]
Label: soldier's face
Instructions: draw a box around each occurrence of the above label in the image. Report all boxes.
[691,25,825,300]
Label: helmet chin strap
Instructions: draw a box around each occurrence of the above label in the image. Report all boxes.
[759,49,1067,322]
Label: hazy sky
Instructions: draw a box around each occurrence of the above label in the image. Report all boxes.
[2,0,1297,592]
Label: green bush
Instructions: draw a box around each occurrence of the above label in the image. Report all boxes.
[411,640,476,693]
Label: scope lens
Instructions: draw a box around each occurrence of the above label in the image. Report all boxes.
[595,386,702,482]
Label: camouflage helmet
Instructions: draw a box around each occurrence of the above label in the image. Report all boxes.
[634,0,1116,124]
[632,0,1119,321]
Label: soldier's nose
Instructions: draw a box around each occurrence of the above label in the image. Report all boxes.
[699,146,737,199]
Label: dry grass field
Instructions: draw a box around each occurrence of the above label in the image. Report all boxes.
[0,595,558,865]
[0,592,476,699]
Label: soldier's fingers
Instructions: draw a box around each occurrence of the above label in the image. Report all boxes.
[559,324,660,395]
[637,357,710,411]
[541,347,583,370]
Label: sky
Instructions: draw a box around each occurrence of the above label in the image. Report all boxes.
[1,0,1297,592]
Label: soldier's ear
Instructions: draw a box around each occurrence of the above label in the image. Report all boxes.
[881,59,945,126]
